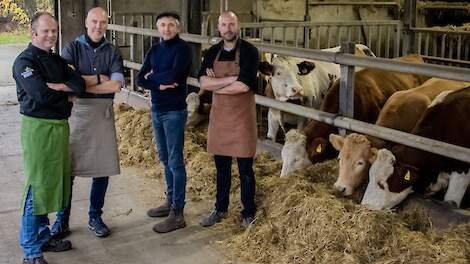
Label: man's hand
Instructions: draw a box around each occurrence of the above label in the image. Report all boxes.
[159,83,178,90]
[206,68,216,78]
[144,70,154,80]
[68,95,76,102]
[100,75,110,83]
[47,83,68,91]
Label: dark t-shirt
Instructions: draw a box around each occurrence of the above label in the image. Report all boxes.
[198,39,259,92]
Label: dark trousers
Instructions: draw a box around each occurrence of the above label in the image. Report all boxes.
[56,176,109,223]
[214,155,256,218]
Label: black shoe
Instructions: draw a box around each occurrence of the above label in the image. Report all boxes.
[22,256,48,264]
[50,220,70,239]
[88,217,111,238]
[199,209,227,227]
[41,238,72,252]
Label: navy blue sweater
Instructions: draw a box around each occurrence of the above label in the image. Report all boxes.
[137,35,192,111]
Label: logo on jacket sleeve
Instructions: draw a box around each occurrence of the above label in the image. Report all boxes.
[21,67,34,78]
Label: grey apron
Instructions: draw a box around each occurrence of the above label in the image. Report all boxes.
[69,98,120,177]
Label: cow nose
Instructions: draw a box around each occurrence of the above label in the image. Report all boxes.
[333,184,347,196]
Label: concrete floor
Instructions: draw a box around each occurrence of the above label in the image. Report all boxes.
[0,44,235,264]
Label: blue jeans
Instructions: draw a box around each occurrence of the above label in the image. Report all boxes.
[55,176,109,224]
[214,155,256,218]
[151,109,187,209]
[20,186,50,259]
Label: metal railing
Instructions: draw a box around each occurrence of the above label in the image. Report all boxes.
[412,27,470,67]
[108,23,470,164]
[239,20,401,58]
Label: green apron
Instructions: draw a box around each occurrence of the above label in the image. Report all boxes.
[20,115,71,215]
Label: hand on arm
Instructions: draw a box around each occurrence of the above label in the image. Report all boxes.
[214,81,250,95]
[199,68,238,91]
[82,74,121,94]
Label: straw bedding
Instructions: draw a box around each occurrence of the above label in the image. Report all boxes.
[115,104,469,264]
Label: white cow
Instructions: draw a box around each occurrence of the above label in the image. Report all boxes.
[260,44,374,141]
[186,92,208,127]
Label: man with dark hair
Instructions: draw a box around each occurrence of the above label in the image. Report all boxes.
[13,12,85,264]
[50,6,124,239]
[137,11,192,233]
[198,11,259,229]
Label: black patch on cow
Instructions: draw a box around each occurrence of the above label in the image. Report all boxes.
[259,61,274,76]
[328,73,337,87]
[297,61,315,75]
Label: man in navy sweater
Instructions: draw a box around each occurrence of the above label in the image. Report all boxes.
[137,11,192,233]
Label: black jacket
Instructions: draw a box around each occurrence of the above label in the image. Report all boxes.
[13,43,85,119]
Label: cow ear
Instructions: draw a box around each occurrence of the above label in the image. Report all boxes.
[368,147,378,164]
[264,78,275,98]
[329,134,344,151]
[259,62,274,76]
[297,61,315,75]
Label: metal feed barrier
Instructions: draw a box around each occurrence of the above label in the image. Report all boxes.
[107,23,470,165]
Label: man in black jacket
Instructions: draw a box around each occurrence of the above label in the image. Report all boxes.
[12,12,84,264]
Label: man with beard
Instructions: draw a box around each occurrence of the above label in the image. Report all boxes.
[50,7,124,239]
[198,11,259,229]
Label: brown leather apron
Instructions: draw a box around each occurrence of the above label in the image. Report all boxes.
[207,43,257,158]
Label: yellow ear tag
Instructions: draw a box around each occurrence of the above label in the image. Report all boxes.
[316,144,323,153]
[404,170,411,181]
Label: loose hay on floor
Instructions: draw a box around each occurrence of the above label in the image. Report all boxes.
[115,104,469,264]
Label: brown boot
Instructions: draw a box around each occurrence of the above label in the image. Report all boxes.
[152,208,186,233]
[147,202,170,217]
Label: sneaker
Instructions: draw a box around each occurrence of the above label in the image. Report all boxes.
[41,238,72,252]
[23,256,48,264]
[242,216,256,229]
[199,210,227,227]
[88,217,111,238]
[50,221,70,239]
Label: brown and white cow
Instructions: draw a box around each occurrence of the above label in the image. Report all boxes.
[260,44,375,141]
[361,87,470,210]
[280,54,429,177]
[329,78,469,196]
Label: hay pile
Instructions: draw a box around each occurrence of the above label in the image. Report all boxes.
[220,161,470,264]
[115,104,469,264]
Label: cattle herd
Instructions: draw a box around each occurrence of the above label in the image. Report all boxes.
[185,46,470,212]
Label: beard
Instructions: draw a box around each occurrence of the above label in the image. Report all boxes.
[222,31,238,42]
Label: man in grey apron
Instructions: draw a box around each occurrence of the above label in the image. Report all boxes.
[50,7,124,239]
[198,11,259,228]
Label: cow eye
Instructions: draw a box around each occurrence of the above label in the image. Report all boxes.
[377,181,385,190]
[357,160,364,166]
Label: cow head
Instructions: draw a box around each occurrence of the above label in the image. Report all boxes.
[361,149,415,210]
[186,92,201,126]
[280,130,312,177]
[258,56,315,102]
[330,133,375,196]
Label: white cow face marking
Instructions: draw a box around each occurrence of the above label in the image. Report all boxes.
[186,92,200,126]
[269,58,305,102]
[280,130,312,177]
[361,149,413,210]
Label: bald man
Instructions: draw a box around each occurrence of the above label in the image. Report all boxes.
[51,6,125,239]
[198,11,259,229]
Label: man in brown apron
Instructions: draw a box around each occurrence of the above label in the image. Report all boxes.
[198,11,259,228]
